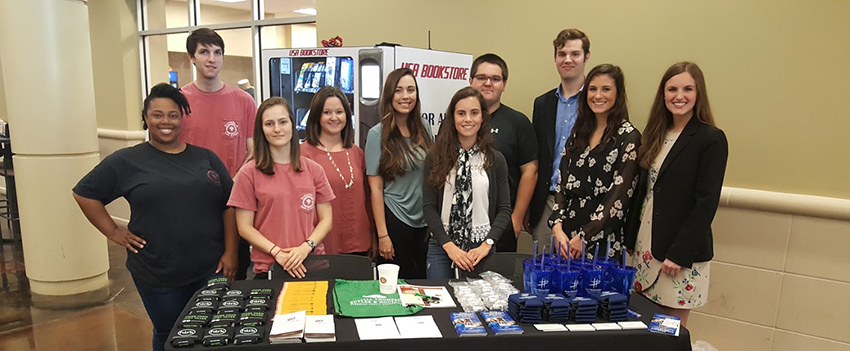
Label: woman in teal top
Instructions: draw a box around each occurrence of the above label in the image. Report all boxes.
[365,67,434,279]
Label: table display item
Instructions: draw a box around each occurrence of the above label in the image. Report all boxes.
[188,300,216,315]
[590,291,629,322]
[206,277,229,291]
[451,272,519,312]
[222,289,247,301]
[571,297,598,323]
[233,326,265,345]
[378,264,400,294]
[209,312,239,328]
[648,313,681,337]
[354,317,401,340]
[481,311,523,335]
[450,312,488,337]
[196,289,223,303]
[565,324,596,332]
[170,328,201,347]
[394,315,442,339]
[397,284,457,308]
[581,263,605,297]
[332,279,424,317]
[304,314,336,342]
[609,265,637,302]
[218,299,244,314]
[275,281,328,315]
[238,311,267,327]
[533,323,568,332]
[179,313,211,329]
[618,321,649,330]
[269,310,306,344]
[202,327,234,347]
[245,297,271,313]
[592,322,622,330]
[249,288,273,301]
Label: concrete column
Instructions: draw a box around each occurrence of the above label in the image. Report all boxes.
[0,0,109,307]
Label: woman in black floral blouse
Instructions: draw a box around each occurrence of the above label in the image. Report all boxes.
[548,64,641,261]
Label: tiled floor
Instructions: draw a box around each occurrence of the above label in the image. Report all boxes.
[0,223,154,351]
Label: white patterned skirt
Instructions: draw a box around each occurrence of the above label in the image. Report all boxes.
[631,196,710,309]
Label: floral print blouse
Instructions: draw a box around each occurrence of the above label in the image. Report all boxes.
[548,121,641,261]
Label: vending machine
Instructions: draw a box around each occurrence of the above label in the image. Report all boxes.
[260,46,473,146]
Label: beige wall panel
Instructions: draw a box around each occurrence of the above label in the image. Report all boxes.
[317,0,850,199]
[0,52,6,120]
[689,312,774,351]
[712,207,791,270]
[697,262,782,326]
[776,275,850,343]
[786,216,850,283]
[14,154,109,282]
[772,331,850,351]
[0,0,98,155]
[88,0,143,131]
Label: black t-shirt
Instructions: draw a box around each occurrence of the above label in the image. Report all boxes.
[73,143,233,287]
[490,104,539,205]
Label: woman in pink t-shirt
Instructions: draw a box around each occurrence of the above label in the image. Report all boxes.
[302,86,376,258]
[228,97,335,279]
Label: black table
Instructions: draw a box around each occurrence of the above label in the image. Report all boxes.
[166,279,692,351]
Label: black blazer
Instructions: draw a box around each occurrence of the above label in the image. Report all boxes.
[529,88,559,224]
[625,117,728,268]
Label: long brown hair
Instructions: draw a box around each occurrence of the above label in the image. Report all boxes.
[304,86,354,148]
[252,97,301,175]
[639,61,715,169]
[566,64,629,156]
[377,68,433,181]
[428,87,496,188]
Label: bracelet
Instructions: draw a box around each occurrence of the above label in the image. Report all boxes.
[378,235,389,239]
[269,245,280,256]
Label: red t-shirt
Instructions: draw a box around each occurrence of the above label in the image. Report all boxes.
[180,83,257,176]
[227,158,335,272]
[301,143,374,254]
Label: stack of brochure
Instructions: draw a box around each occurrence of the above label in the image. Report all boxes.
[304,314,336,343]
[269,310,306,344]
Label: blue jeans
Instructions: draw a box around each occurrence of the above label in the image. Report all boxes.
[426,239,495,279]
[132,273,219,351]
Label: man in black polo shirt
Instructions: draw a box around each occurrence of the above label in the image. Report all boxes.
[469,53,539,252]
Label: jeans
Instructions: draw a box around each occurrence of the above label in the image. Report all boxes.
[132,273,219,351]
[426,238,496,279]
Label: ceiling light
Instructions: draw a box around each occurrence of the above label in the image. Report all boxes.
[294,8,317,16]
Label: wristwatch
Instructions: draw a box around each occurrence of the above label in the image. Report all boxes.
[484,238,495,246]
[305,239,316,252]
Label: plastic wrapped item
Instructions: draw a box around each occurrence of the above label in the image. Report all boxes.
[449,281,487,312]
[449,272,519,311]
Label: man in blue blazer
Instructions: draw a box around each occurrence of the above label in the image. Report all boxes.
[529,29,591,246]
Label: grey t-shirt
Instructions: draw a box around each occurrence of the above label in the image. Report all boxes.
[364,120,433,228]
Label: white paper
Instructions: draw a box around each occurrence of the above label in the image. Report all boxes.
[618,321,648,330]
[396,284,457,308]
[591,323,623,331]
[394,315,443,338]
[355,317,401,340]
[566,324,597,332]
[534,324,568,332]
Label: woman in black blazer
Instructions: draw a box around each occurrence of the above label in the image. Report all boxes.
[626,62,728,327]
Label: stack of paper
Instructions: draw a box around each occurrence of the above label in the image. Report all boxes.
[269,310,306,344]
[304,314,336,343]
[450,312,487,337]
[275,281,329,315]
[394,316,442,339]
[354,317,401,340]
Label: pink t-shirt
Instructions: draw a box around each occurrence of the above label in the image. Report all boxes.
[301,143,374,254]
[227,157,335,272]
[180,83,257,176]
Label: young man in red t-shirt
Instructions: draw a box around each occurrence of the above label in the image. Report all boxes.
[181,28,257,280]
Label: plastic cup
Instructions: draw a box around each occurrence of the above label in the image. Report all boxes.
[522,258,537,293]
[610,265,638,302]
[530,265,555,294]
[377,264,400,294]
[596,258,620,291]
[556,265,582,298]
[581,263,605,297]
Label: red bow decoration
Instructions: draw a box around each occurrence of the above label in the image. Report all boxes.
[321,36,343,47]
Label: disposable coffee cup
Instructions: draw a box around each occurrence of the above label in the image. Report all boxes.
[377,264,400,294]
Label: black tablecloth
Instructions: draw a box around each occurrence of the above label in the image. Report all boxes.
[166,279,691,351]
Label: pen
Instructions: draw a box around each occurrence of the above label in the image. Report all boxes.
[414,293,441,301]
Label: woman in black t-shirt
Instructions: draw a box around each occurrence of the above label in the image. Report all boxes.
[72,83,237,351]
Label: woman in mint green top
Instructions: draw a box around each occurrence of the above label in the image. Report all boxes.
[365,67,433,279]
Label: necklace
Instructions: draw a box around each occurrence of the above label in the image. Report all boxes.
[321,146,355,189]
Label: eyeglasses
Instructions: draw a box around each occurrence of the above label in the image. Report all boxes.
[472,75,504,84]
